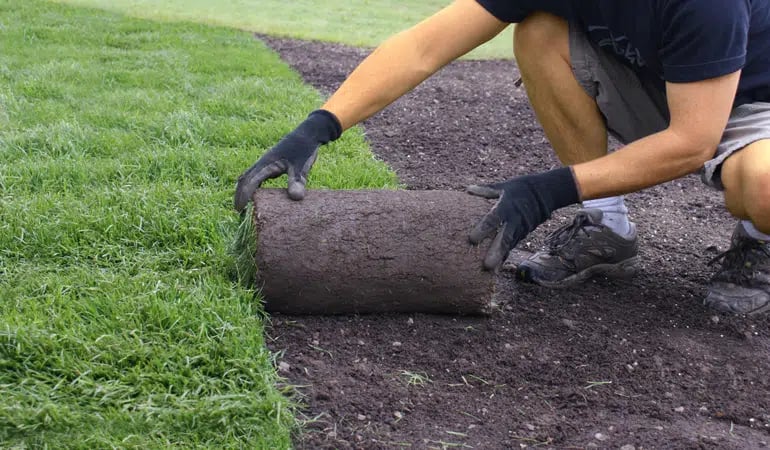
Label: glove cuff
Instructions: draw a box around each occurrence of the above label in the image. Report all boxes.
[306,109,343,144]
[536,166,581,211]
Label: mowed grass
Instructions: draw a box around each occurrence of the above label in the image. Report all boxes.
[0,0,397,447]
[54,0,514,59]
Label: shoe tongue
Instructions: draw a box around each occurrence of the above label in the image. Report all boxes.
[578,208,604,225]
[731,223,770,250]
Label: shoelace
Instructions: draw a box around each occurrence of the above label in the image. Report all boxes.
[545,213,598,254]
[708,238,770,284]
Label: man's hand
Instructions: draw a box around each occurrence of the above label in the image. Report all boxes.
[467,167,581,270]
[234,110,342,212]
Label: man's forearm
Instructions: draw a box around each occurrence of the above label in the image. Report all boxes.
[321,0,507,130]
[320,30,442,130]
[572,129,716,200]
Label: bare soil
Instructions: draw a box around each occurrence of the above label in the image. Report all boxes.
[259,35,770,449]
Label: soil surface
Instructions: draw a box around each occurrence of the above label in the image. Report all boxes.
[259,35,770,449]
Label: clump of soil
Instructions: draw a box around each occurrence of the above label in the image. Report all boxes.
[260,35,770,449]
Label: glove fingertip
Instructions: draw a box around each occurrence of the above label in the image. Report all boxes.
[466,185,501,199]
[233,183,253,212]
[483,251,503,271]
[287,183,306,201]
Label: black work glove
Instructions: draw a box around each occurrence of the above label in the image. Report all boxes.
[234,109,342,212]
[466,167,581,270]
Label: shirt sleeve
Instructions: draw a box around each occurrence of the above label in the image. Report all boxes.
[659,0,750,82]
[475,0,532,23]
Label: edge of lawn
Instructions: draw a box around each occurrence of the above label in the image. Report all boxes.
[0,0,398,447]
[51,0,515,60]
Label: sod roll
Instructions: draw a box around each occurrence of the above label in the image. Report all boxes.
[251,189,498,315]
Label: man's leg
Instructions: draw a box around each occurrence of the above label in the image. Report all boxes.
[512,13,641,287]
[721,140,770,232]
[705,139,770,314]
[513,12,607,165]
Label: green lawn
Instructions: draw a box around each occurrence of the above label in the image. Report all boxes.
[0,0,397,447]
[53,0,514,59]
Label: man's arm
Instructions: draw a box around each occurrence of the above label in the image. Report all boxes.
[572,71,741,199]
[465,71,741,269]
[234,0,506,209]
[321,0,508,130]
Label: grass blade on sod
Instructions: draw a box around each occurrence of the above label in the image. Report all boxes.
[0,0,397,447]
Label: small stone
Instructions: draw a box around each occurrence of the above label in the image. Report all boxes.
[594,432,608,441]
[711,315,720,324]
[525,423,535,431]
[664,392,674,398]
[505,343,513,350]
[620,445,636,450]
[699,406,709,413]
[357,340,365,345]
[407,318,414,325]
[674,406,685,413]
[392,341,402,347]
[277,361,291,373]
[394,411,403,420]
[357,414,367,421]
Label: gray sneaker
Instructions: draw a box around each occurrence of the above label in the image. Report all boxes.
[516,209,640,288]
[703,223,770,315]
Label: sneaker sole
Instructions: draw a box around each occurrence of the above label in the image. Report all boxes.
[704,295,770,315]
[528,256,641,289]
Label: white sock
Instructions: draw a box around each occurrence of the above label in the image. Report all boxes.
[742,220,770,241]
[582,196,633,237]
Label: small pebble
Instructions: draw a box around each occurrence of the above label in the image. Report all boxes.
[674,406,685,413]
[392,341,402,347]
[594,432,608,441]
[525,423,535,431]
[357,414,367,421]
[407,318,414,325]
[277,361,291,373]
[394,411,403,420]
[620,445,636,450]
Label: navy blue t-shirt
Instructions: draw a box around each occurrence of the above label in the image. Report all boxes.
[476,0,770,106]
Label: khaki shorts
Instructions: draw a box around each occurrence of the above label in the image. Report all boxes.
[569,22,770,189]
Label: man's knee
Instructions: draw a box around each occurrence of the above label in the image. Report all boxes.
[723,140,770,231]
[513,12,570,66]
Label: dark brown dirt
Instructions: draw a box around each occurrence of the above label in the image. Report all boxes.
[259,35,770,449]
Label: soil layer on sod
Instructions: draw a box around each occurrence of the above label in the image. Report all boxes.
[260,36,770,449]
